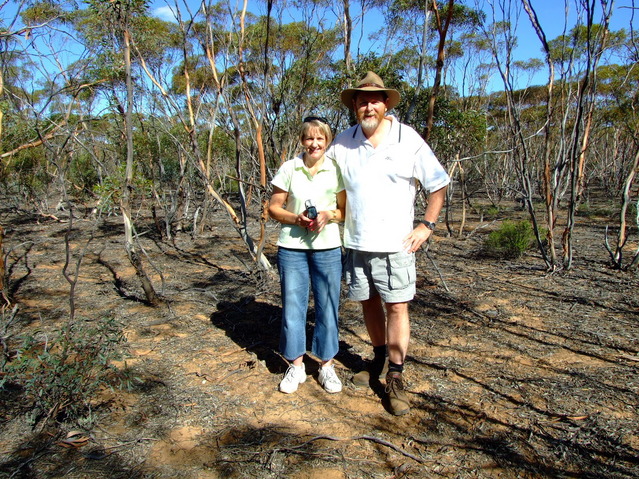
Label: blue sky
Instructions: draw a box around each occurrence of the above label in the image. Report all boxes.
[148,0,637,91]
[148,0,638,55]
[1,0,635,92]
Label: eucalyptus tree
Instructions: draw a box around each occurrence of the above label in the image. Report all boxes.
[382,0,482,134]
[0,0,65,144]
[0,0,28,143]
[590,63,639,194]
[232,2,342,265]
[454,32,495,105]
[239,16,341,163]
[0,0,129,220]
[83,0,161,304]
[101,1,268,270]
[521,0,618,270]
[0,1,66,311]
[484,0,626,271]
[382,0,483,236]
[598,32,639,270]
[482,0,554,268]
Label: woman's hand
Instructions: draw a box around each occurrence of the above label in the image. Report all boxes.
[307,210,332,233]
[295,211,315,229]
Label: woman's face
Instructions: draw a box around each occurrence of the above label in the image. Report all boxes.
[302,127,327,161]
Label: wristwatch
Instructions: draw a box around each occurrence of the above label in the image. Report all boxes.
[420,220,436,231]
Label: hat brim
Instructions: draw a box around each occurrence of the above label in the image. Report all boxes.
[341,87,401,110]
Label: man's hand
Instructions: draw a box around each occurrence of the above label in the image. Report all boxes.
[402,225,432,253]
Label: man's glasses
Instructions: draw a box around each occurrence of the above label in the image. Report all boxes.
[303,116,329,125]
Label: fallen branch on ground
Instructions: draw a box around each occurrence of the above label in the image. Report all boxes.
[278,434,427,464]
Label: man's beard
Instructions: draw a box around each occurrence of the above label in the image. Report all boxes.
[360,114,381,130]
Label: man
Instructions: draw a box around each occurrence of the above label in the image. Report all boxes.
[327,71,450,415]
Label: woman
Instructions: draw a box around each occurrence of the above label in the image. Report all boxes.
[268,116,346,394]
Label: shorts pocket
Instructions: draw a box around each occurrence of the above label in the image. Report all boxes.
[388,251,415,290]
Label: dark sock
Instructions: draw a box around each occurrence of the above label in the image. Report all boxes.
[388,361,403,374]
[372,345,387,366]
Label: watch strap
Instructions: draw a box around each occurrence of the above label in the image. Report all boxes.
[420,220,436,231]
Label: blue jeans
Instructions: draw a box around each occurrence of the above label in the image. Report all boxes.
[277,247,342,362]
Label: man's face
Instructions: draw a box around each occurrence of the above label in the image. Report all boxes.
[353,91,388,131]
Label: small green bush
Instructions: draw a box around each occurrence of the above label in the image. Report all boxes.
[577,201,615,219]
[485,205,501,218]
[483,220,535,259]
[1,317,131,423]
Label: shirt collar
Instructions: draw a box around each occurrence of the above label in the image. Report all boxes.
[352,115,400,144]
[293,154,336,175]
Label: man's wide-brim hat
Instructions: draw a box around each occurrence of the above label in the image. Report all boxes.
[341,71,401,110]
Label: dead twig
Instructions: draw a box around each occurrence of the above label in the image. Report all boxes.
[420,240,449,292]
[1,304,19,362]
[279,434,427,464]
[466,219,497,239]
[425,249,449,292]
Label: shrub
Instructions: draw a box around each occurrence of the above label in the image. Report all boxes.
[1,317,131,424]
[483,220,535,259]
[69,153,100,197]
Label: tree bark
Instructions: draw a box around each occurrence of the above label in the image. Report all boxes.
[0,225,8,306]
[342,0,353,74]
[605,148,639,269]
[522,0,558,267]
[121,27,159,305]
[423,0,455,141]
[405,6,431,124]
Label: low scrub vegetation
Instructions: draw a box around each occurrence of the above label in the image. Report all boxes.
[1,316,131,426]
[483,220,536,259]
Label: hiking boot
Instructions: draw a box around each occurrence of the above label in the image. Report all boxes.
[279,364,306,394]
[385,371,410,416]
[318,364,343,393]
[352,357,389,387]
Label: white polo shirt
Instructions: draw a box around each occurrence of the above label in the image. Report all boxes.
[271,154,344,250]
[327,116,450,252]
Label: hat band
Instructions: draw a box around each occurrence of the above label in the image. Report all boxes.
[358,83,384,88]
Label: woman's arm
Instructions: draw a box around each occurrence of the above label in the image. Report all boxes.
[268,186,314,227]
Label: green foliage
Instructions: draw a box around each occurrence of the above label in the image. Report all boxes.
[69,153,100,197]
[387,1,484,37]
[431,99,487,158]
[4,152,51,199]
[93,163,153,212]
[483,220,536,259]
[398,87,486,159]
[20,1,67,24]
[548,25,626,66]
[476,204,502,219]
[576,201,615,219]
[1,317,131,422]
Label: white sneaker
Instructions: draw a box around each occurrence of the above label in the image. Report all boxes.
[279,364,307,394]
[318,364,342,393]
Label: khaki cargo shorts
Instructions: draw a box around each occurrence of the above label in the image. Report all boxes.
[344,249,416,303]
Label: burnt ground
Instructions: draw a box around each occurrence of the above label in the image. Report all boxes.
[0,197,638,479]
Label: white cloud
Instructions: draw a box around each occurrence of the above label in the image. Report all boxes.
[153,6,177,22]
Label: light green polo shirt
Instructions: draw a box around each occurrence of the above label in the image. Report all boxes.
[271,154,344,250]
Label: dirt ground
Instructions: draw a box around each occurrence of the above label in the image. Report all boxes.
[0,197,638,479]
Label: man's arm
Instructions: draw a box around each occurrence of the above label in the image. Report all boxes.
[402,185,448,253]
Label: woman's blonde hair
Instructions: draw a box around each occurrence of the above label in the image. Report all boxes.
[299,117,332,146]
